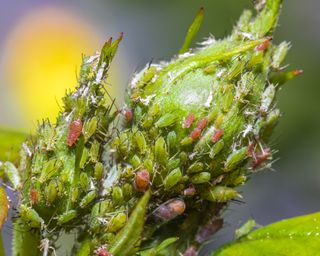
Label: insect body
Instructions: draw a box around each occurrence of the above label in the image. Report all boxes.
[66,118,83,146]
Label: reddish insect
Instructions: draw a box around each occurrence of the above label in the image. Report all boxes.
[195,218,223,243]
[247,142,255,157]
[196,117,207,130]
[154,199,186,221]
[123,108,133,122]
[190,128,202,140]
[255,36,272,51]
[182,187,196,196]
[293,69,303,76]
[183,112,195,128]
[30,188,38,205]
[251,148,271,169]
[211,128,224,143]
[96,247,112,256]
[134,170,150,192]
[66,118,83,146]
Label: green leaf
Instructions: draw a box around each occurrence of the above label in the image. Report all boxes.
[212,211,320,256]
[0,128,27,162]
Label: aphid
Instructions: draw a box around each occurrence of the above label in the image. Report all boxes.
[164,168,182,190]
[154,199,186,221]
[209,140,225,159]
[135,170,150,192]
[195,218,223,243]
[20,204,44,228]
[109,191,150,255]
[201,186,238,202]
[45,181,58,204]
[190,128,202,140]
[66,118,83,146]
[79,172,89,191]
[183,112,195,128]
[235,219,256,239]
[39,159,60,183]
[108,212,127,232]
[134,131,147,154]
[96,247,112,256]
[197,117,208,130]
[252,147,271,169]
[187,162,204,174]
[255,36,272,51]
[57,210,77,225]
[154,137,168,164]
[83,117,98,142]
[183,246,197,256]
[247,142,255,157]
[0,187,9,229]
[182,186,196,196]
[260,84,275,113]
[224,147,248,172]
[80,147,89,169]
[123,108,133,122]
[211,128,224,143]
[30,188,38,205]
[155,113,177,127]
[79,190,97,208]
[94,162,104,180]
[190,172,211,184]
[111,186,123,205]
[271,41,290,69]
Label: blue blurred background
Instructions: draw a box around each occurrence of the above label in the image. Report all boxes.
[0,0,319,255]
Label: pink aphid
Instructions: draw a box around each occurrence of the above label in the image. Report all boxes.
[183,112,195,128]
[190,128,202,140]
[247,142,255,157]
[211,128,224,143]
[183,246,198,256]
[123,108,133,122]
[196,117,207,130]
[96,247,112,256]
[66,118,83,146]
[255,36,272,51]
[252,148,271,169]
[30,188,38,205]
[182,187,196,196]
[134,170,150,192]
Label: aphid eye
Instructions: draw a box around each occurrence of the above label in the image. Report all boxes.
[190,128,202,140]
[196,117,208,130]
[211,128,224,143]
[66,118,83,146]
[255,36,272,51]
[183,112,195,128]
[123,108,133,122]
[134,170,150,192]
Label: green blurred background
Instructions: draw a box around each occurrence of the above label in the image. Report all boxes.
[0,0,319,255]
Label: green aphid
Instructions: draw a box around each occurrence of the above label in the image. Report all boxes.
[136,66,158,88]
[122,183,133,201]
[108,212,127,233]
[80,147,89,169]
[45,180,58,204]
[272,41,290,69]
[167,131,177,153]
[155,113,177,128]
[187,162,204,174]
[20,204,44,228]
[190,172,211,184]
[143,159,153,173]
[209,140,225,159]
[83,116,98,142]
[179,152,188,164]
[260,84,276,113]
[57,210,77,225]
[2,161,21,190]
[235,219,256,239]
[224,147,248,172]
[203,64,216,74]
[74,97,86,119]
[71,187,79,202]
[80,190,97,208]
[154,137,167,165]
[164,168,182,190]
[134,131,147,154]
[201,186,238,202]
[180,137,193,146]
[39,159,60,183]
[94,162,104,180]
[112,186,123,205]
[131,155,141,169]
[167,158,180,171]
[79,172,89,191]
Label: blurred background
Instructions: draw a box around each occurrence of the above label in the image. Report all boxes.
[0,0,319,255]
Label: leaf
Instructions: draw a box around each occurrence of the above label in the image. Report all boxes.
[0,128,27,162]
[212,211,320,256]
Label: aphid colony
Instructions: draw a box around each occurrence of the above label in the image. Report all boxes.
[2,1,301,255]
